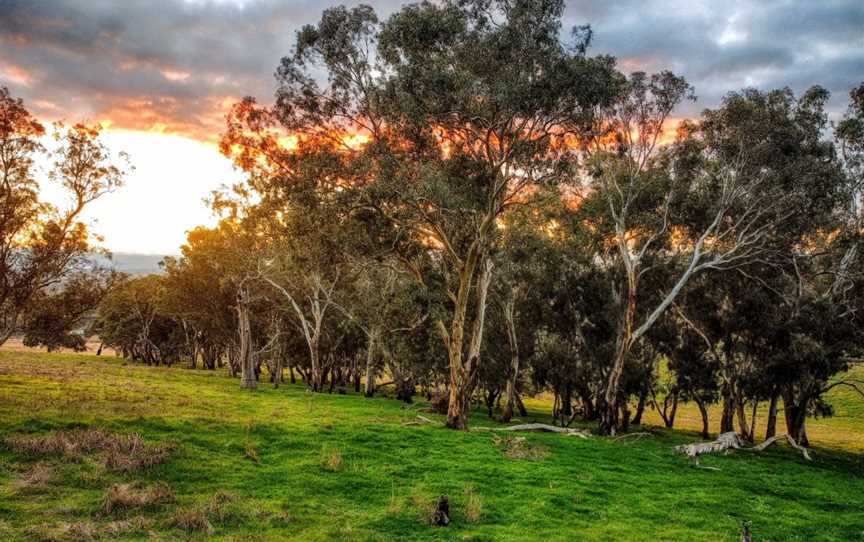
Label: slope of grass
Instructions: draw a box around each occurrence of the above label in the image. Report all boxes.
[1,350,863,541]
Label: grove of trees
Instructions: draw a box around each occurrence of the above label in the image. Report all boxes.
[4,1,862,442]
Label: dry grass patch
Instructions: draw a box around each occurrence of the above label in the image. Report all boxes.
[168,490,250,535]
[24,521,98,542]
[13,462,54,490]
[168,506,214,535]
[4,428,175,473]
[492,435,550,460]
[101,482,175,514]
[102,516,154,537]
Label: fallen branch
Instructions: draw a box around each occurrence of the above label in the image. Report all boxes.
[675,431,812,463]
[401,415,438,427]
[613,432,653,442]
[474,423,591,439]
[743,433,811,461]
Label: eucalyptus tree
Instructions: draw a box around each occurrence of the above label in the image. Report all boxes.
[836,82,863,225]
[370,0,620,429]
[161,224,251,370]
[221,0,620,428]
[97,275,186,365]
[0,87,130,345]
[20,266,117,352]
[584,77,848,434]
[339,260,428,398]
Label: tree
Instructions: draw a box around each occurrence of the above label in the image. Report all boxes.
[20,267,116,352]
[370,0,619,429]
[97,275,185,365]
[0,87,130,345]
[585,78,844,434]
[220,0,620,428]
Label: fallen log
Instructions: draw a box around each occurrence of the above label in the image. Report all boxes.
[475,423,591,438]
[675,431,743,461]
[675,431,812,463]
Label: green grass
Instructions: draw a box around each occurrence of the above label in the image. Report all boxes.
[1,350,863,541]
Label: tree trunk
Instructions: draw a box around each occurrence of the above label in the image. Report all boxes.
[561,384,573,418]
[515,394,528,417]
[445,256,492,430]
[485,389,498,419]
[272,350,283,389]
[765,394,778,440]
[736,401,752,442]
[0,313,19,348]
[782,388,810,447]
[578,386,596,421]
[364,333,377,398]
[720,389,736,433]
[309,338,322,392]
[632,386,648,426]
[237,284,256,390]
[600,275,637,436]
[501,296,520,423]
[665,392,678,428]
[695,398,710,439]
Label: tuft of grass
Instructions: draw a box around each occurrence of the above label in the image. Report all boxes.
[101,482,175,514]
[243,441,258,463]
[168,490,250,535]
[168,506,214,535]
[408,487,437,524]
[319,446,342,472]
[493,434,550,460]
[463,486,484,523]
[102,516,153,538]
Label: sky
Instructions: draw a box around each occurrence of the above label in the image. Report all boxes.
[1,0,862,254]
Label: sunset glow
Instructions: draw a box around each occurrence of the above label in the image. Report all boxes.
[3,0,859,255]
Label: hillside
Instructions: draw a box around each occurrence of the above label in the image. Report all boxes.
[97,253,169,276]
[0,350,862,541]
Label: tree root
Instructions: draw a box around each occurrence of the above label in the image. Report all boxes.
[675,431,811,463]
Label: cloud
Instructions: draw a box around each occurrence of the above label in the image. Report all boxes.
[563,0,864,116]
[1,0,862,141]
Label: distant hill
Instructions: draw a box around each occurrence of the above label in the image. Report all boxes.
[98,252,171,276]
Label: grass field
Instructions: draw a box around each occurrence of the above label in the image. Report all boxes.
[1,350,863,541]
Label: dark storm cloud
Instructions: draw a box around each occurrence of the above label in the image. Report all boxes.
[1,0,861,139]
[564,0,864,116]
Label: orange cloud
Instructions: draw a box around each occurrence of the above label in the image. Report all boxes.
[162,70,191,82]
[0,62,34,85]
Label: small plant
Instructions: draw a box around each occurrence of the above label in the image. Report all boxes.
[319,446,342,472]
[244,441,258,462]
[463,486,483,523]
[387,488,403,516]
[492,435,550,460]
[408,487,437,524]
